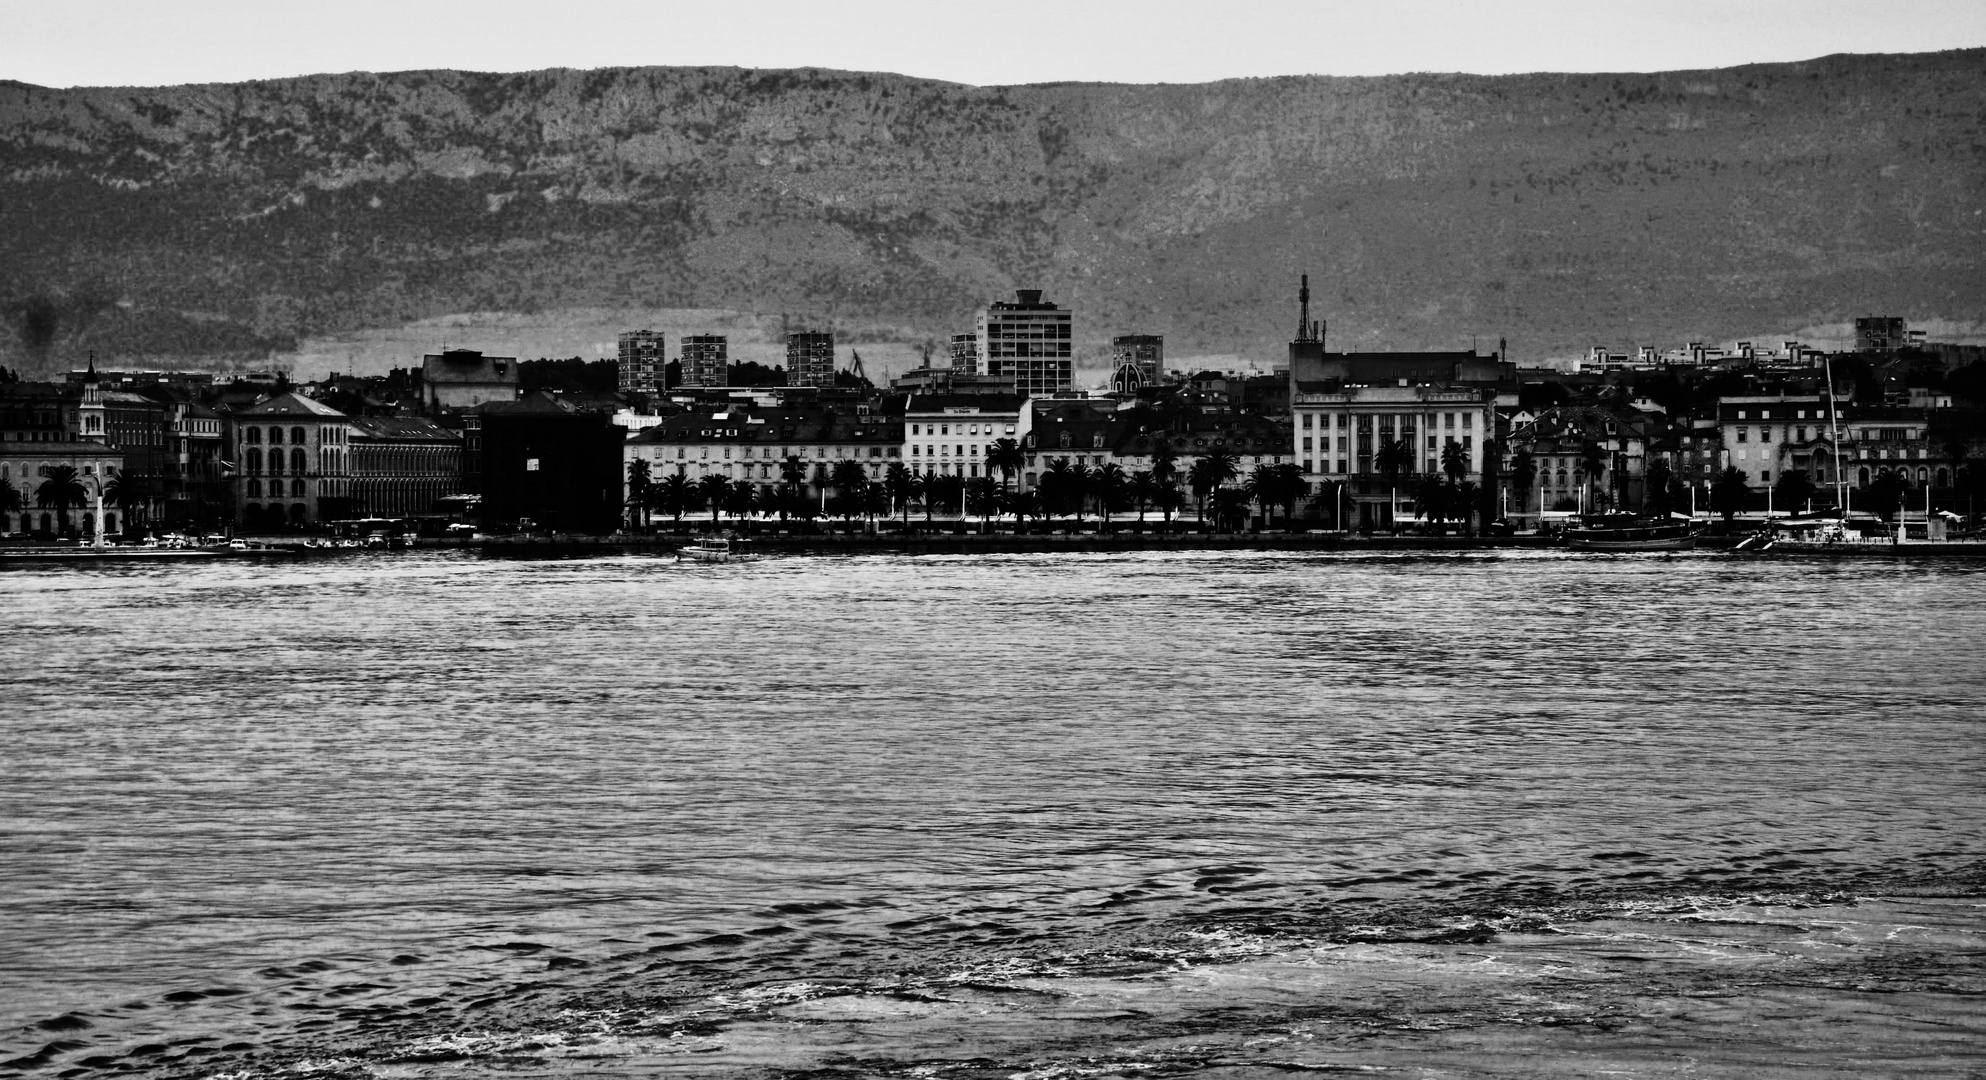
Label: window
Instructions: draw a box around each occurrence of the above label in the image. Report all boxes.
[291,448,306,472]
[1736,428,1748,443]
[246,426,261,444]
[1462,414,1472,431]
[269,427,283,445]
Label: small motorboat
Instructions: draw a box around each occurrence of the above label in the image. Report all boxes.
[678,536,756,563]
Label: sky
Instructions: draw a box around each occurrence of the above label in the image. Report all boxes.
[4,0,1985,88]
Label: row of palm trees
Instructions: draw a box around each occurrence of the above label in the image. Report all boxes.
[0,465,149,536]
[622,438,1311,533]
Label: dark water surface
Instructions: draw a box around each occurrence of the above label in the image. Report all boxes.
[2,550,1983,1077]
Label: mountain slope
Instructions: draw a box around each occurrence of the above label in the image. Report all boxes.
[2,51,1982,376]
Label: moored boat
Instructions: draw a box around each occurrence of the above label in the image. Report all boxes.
[1562,514,1698,552]
[678,536,755,563]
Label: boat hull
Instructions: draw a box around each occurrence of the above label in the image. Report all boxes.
[1566,533,1697,552]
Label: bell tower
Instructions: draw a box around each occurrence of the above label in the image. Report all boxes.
[75,352,108,442]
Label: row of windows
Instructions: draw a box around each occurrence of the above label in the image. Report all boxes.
[661,445,899,461]
[909,423,1014,437]
[1301,411,1477,431]
[0,461,113,480]
[240,425,346,446]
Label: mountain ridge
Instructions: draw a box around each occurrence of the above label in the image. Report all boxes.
[3,50,1982,378]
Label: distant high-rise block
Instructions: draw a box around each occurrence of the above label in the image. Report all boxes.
[786,332,836,388]
[618,330,665,393]
[949,334,981,375]
[1855,317,1908,353]
[1110,334,1163,394]
[681,335,728,388]
[976,289,1071,399]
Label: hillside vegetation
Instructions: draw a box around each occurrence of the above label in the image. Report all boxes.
[2,52,1982,376]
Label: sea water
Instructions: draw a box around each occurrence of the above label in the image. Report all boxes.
[2,550,1982,1077]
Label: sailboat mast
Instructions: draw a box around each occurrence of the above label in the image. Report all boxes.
[1823,356,1847,513]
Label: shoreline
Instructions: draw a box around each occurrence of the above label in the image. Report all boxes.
[9,533,1986,564]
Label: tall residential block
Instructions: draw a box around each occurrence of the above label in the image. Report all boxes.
[681,334,729,388]
[1854,317,1908,353]
[949,334,981,375]
[1110,334,1164,394]
[617,330,666,394]
[786,331,836,388]
[976,289,1071,398]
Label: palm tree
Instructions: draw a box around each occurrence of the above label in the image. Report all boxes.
[1711,466,1752,526]
[965,476,1001,531]
[1644,458,1674,516]
[1186,451,1239,531]
[1865,467,1908,524]
[1066,462,1093,523]
[829,459,870,524]
[697,474,733,527]
[1211,487,1252,534]
[1577,440,1608,512]
[1154,483,1186,527]
[859,482,892,527]
[1440,440,1468,482]
[1511,450,1538,522]
[1374,439,1411,533]
[1008,488,1041,531]
[884,461,916,526]
[1129,470,1156,525]
[986,438,1025,496]
[1245,462,1306,530]
[1090,462,1129,530]
[778,455,810,523]
[625,458,653,530]
[722,482,759,530]
[1039,458,1077,523]
[1773,468,1818,515]
[1274,463,1307,527]
[1414,475,1452,533]
[928,472,967,521]
[98,467,148,536]
[0,477,20,516]
[1149,437,1179,492]
[1453,481,1480,535]
[915,469,939,522]
[651,472,697,531]
[36,464,87,536]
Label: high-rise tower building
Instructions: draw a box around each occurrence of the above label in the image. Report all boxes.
[949,334,981,375]
[976,289,1071,398]
[786,331,836,388]
[1109,335,1163,394]
[617,330,665,394]
[681,335,728,388]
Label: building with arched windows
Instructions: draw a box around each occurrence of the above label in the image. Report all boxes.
[230,392,352,530]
